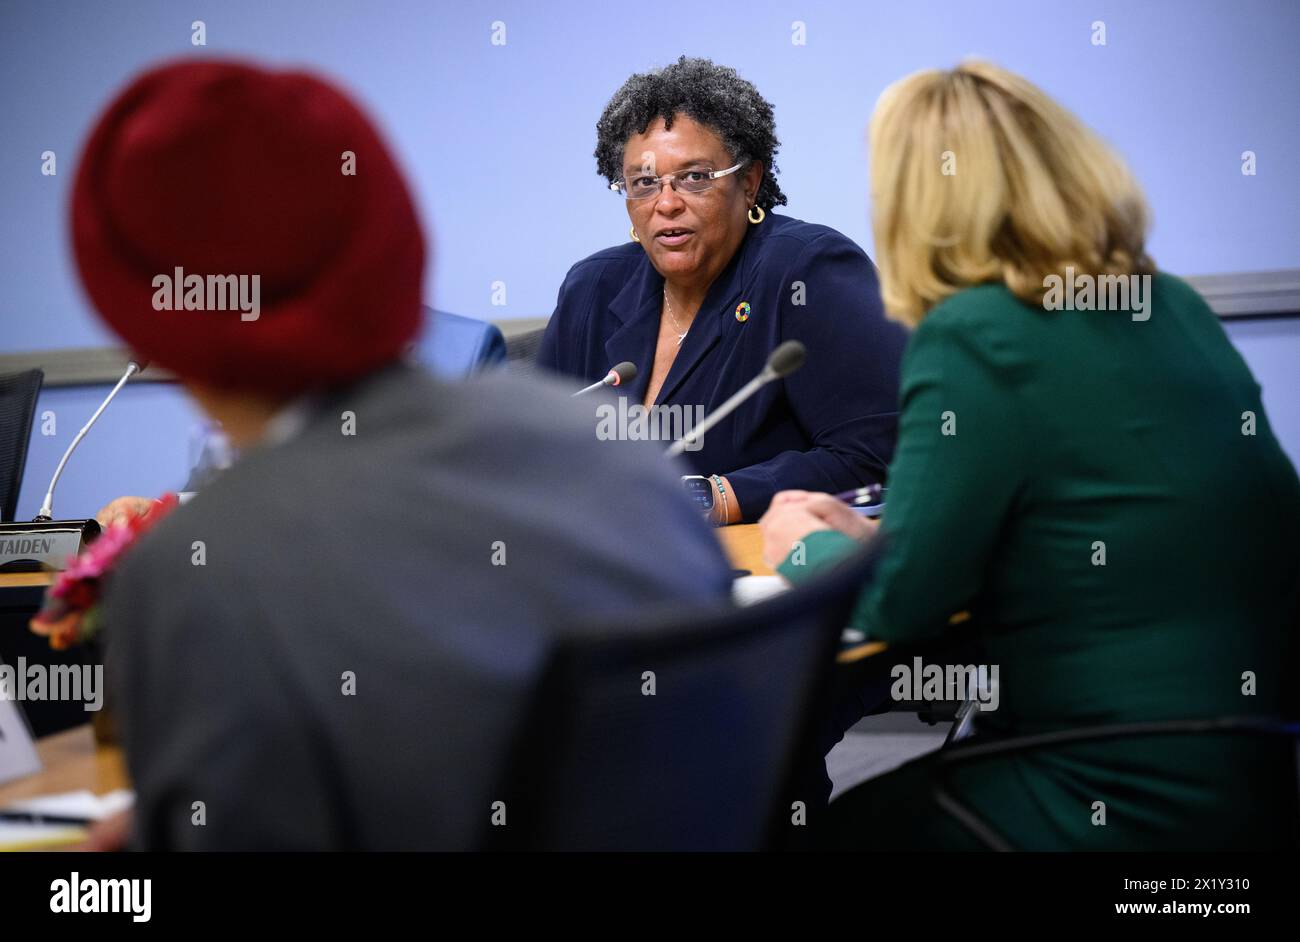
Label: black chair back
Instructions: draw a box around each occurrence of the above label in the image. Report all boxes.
[503,326,547,377]
[487,542,882,851]
[0,368,44,522]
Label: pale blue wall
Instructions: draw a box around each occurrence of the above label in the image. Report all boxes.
[1223,319,1300,472]
[20,385,205,520]
[2,0,1298,518]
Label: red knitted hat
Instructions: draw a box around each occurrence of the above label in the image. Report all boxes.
[71,59,425,395]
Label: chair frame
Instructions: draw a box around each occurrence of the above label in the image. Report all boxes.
[932,715,1300,851]
[0,368,44,522]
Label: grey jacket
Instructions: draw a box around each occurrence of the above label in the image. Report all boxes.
[102,365,732,849]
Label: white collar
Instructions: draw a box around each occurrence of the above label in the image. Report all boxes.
[261,395,318,448]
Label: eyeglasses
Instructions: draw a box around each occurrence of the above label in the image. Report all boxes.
[610,161,745,200]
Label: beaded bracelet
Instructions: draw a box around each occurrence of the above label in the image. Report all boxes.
[710,474,729,527]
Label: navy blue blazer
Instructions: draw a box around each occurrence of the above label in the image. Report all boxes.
[538,212,909,520]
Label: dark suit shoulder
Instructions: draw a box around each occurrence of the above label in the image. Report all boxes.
[563,241,644,282]
[544,243,644,354]
[121,366,728,591]
[754,213,869,260]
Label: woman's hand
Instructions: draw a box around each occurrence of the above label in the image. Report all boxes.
[759,490,831,569]
[759,490,880,569]
[799,492,881,540]
[95,496,156,528]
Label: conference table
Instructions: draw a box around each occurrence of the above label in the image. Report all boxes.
[0,570,53,607]
[0,524,885,814]
[718,521,770,576]
[0,723,128,807]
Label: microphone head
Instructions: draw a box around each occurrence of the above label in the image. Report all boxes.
[129,358,150,374]
[766,340,806,378]
[609,361,637,386]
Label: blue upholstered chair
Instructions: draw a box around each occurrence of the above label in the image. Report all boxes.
[414,307,507,378]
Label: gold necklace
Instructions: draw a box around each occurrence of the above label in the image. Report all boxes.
[663,288,689,345]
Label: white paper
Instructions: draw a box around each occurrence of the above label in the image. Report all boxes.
[3,788,134,820]
[0,789,134,852]
[732,575,790,607]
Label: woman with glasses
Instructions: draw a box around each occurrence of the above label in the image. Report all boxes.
[760,61,1300,849]
[538,56,908,524]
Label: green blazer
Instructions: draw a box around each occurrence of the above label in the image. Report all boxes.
[781,273,1300,850]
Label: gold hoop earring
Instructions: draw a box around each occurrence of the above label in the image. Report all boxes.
[747,205,766,225]
[630,226,641,243]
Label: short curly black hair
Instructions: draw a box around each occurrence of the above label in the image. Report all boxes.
[594,56,787,211]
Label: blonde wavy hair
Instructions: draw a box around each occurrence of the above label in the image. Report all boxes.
[868,60,1154,325]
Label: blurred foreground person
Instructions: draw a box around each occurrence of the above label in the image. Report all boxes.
[75,60,732,849]
[762,61,1300,850]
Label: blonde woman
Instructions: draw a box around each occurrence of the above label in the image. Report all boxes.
[760,61,1300,850]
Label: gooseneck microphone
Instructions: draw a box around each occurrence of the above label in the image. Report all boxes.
[35,359,149,521]
[573,361,637,397]
[1,358,147,572]
[664,340,806,458]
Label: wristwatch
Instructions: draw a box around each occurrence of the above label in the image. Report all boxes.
[680,475,714,514]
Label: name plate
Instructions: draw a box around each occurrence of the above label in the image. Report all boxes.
[0,697,41,786]
[0,520,101,573]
